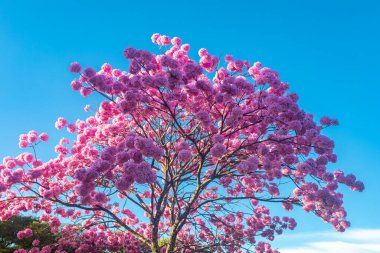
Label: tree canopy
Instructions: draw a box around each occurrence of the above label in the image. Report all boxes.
[0,33,363,253]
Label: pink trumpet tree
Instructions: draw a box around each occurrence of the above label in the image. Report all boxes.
[0,33,363,253]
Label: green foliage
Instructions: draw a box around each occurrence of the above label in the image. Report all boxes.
[158,238,169,247]
[0,215,57,252]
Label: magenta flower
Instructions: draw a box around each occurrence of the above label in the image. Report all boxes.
[69,62,82,73]
[17,228,33,239]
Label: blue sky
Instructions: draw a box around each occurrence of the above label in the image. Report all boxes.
[0,0,379,251]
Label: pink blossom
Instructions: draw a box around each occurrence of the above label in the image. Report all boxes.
[55,117,68,130]
[38,132,49,142]
[18,140,28,148]
[212,134,224,144]
[175,141,190,151]
[80,87,92,97]
[69,62,82,73]
[27,130,38,143]
[198,48,208,57]
[5,160,16,169]
[67,123,76,133]
[23,153,34,163]
[82,67,96,79]
[178,149,192,162]
[17,228,33,239]
[94,192,108,203]
[210,143,226,158]
[115,176,133,191]
[14,250,27,253]
[71,80,82,91]
[19,134,28,141]
[28,169,42,179]
[183,62,203,80]
[116,151,130,164]
[32,160,42,167]
[84,104,90,112]
[151,33,160,44]
[171,37,182,46]
[124,47,138,59]
[101,63,112,73]
[117,99,137,114]
[160,35,171,45]
[320,116,339,126]
[112,69,122,77]
[224,55,233,62]
[0,182,7,192]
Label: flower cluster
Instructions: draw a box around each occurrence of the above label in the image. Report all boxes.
[18,131,49,148]
[17,228,33,239]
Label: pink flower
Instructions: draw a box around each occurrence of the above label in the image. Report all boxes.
[55,117,68,130]
[196,111,212,126]
[71,80,82,91]
[67,123,76,133]
[116,151,130,164]
[115,176,133,191]
[75,168,87,181]
[171,37,182,46]
[175,141,190,151]
[41,246,51,253]
[198,48,208,57]
[23,153,34,163]
[117,99,137,114]
[39,132,49,142]
[181,44,190,51]
[82,67,96,79]
[17,228,33,239]
[94,192,108,203]
[237,157,258,174]
[224,55,234,62]
[351,181,364,192]
[183,62,203,80]
[27,169,42,179]
[195,80,212,93]
[27,131,38,143]
[112,69,122,77]
[153,74,168,88]
[160,35,171,45]
[0,182,7,192]
[210,143,226,158]
[19,140,28,148]
[84,104,90,112]
[19,134,28,141]
[151,33,160,44]
[80,87,92,97]
[320,116,339,126]
[69,62,82,73]
[14,250,27,253]
[178,149,192,162]
[6,160,16,169]
[123,47,138,59]
[101,63,112,73]
[32,160,42,168]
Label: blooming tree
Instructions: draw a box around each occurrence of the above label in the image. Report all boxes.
[0,33,364,253]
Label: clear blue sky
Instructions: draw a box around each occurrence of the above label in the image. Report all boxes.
[0,0,379,250]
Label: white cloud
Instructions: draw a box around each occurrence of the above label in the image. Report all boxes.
[279,229,380,253]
